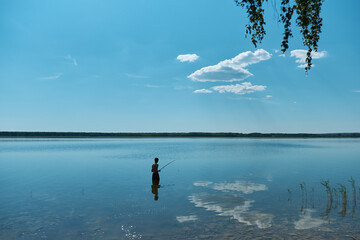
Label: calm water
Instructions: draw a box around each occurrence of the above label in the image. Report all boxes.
[0,138,359,239]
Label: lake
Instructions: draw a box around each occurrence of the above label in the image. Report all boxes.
[0,138,359,239]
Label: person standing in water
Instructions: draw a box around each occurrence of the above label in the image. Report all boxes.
[152,157,160,184]
[151,157,161,201]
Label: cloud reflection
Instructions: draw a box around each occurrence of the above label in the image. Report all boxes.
[213,181,267,194]
[190,180,272,229]
[176,215,198,223]
[193,181,213,187]
[194,180,267,194]
[294,209,326,230]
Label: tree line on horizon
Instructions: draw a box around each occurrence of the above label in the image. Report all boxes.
[0,131,359,138]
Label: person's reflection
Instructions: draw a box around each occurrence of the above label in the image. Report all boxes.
[151,179,160,201]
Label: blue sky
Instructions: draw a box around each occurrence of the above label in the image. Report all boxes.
[0,0,359,133]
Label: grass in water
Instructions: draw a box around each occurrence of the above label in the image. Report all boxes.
[338,184,347,217]
[348,177,356,216]
[300,182,307,212]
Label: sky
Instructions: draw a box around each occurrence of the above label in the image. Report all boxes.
[0,0,359,133]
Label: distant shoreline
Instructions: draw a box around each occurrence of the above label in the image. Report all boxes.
[1,131,359,138]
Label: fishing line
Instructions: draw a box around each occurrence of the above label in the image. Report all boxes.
[159,160,176,171]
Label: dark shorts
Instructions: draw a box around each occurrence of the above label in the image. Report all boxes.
[152,172,160,182]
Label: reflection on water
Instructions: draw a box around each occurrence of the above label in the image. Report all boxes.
[294,209,327,230]
[176,215,198,223]
[151,180,160,201]
[194,180,268,194]
[297,178,359,220]
[1,138,360,239]
[190,180,273,229]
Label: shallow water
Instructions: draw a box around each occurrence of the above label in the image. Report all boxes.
[0,138,359,239]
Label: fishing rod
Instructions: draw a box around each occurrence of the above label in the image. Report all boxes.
[159,160,176,171]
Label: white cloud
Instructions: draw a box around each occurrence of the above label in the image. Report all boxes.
[297,63,308,68]
[193,89,212,94]
[65,54,77,66]
[294,209,326,230]
[266,95,272,98]
[176,215,198,223]
[40,73,63,80]
[212,82,266,95]
[188,49,271,82]
[274,49,285,57]
[290,49,327,68]
[353,90,360,93]
[177,54,199,63]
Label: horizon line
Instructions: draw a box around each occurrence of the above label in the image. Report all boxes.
[1,131,359,138]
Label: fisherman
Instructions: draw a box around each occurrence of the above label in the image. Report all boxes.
[152,157,160,184]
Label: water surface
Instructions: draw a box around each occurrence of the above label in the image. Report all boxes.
[0,138,359,239]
